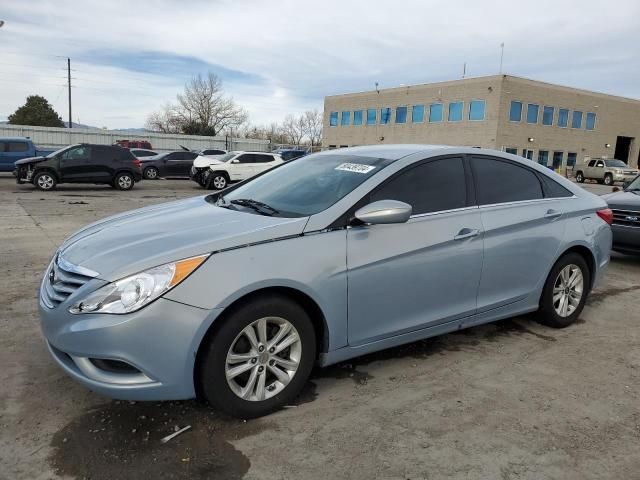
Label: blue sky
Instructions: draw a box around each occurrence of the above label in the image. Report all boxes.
[1,0,639,129]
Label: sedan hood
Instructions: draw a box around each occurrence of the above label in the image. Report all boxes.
[15,156,47,165]
[59,196,308,281]
[193,155,223,168]
[602,190,640,211]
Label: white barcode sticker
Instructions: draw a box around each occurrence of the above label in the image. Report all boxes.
[335,163,376,174]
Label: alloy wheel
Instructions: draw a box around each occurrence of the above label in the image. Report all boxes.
[118,175,133,189]
[552,264,583,317]
[213,175,227,189]
[225,316,301,401]
[145,168,158,179]
[37,174,54,190]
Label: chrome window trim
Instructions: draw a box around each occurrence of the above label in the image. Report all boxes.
[478,195,578,209]
[57,255,100,278]
[409,205,479,219]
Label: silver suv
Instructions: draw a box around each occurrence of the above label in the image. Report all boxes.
[575,158,639,186]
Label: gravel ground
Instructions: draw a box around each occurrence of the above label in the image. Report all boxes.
[0,174,639,480]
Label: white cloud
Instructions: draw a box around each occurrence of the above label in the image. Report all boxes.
[1,0,639,128]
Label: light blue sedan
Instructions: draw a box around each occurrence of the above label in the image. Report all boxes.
[39,145,612,418]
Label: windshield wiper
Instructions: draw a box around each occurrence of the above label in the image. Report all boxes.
[230,198,280,216]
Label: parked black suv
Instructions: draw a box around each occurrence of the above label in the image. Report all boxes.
[14,144,143,191]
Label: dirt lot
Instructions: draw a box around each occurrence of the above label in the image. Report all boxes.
[1,174,639,480]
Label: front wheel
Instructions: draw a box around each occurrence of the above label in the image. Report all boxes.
[604,174,613,186]
[537,253,590,328]
[144,166,159,180]
[34,171,57,191]
[198,295,316,418]
[114,172,135,191]
[209,173,228,190]
[575,172,584,183]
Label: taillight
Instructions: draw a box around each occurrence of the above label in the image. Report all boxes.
[596,208,613,225]
[132,159,141,169]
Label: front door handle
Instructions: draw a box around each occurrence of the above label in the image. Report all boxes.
[454,228,481,241]
[544,209,562,220]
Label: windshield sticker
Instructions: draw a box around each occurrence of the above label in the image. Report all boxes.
[335,163,376,174]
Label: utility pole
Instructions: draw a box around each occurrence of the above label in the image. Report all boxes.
[67,58,72,128]
[499,43,504,74]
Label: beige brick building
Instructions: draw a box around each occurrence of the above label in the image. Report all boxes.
[322,75,640,169]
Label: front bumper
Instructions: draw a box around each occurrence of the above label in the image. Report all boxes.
[613,173,638,183]
[190,166,210,186]
[40,295,222,401]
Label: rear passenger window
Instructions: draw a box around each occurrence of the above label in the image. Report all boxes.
[254,154,273,163]
[472,156,543,205]
[539,174,573,198]
[371,157,467,215]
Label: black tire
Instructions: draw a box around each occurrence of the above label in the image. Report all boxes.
[575,171,584,183]
[208,172,228,190]
[603,174,613,186]
[198,294,316,418]
[144,166,159,180]
[33,171,57,191]
[537,252,591,328]
[114,172,135,191]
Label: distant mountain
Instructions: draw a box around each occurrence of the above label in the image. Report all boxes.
[1,120,150,133]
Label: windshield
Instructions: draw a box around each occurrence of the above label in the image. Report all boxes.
[46,145,76,158]
[218,153,395,217]
[605,160,627,168]
[219,152,239,162]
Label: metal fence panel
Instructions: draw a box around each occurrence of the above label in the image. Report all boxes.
[0,124,270,152]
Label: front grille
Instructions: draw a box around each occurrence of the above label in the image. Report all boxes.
[612,209,640,228]
[42,256,93,308]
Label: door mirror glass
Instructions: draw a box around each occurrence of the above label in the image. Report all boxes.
[354,200,412,225]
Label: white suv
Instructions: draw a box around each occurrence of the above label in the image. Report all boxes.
[190,151,284,189]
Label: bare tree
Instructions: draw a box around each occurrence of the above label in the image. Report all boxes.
[146,73,247,136]
[302,109,323,147]
[281,114,306,146]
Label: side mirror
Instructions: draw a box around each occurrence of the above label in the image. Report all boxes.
[354,200,412,225]
[231,159,240,164]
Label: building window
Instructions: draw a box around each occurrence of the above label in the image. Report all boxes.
[537,150,549,166]
[542,106,554,126]
[505,147,518,155]
[586,112,596,130]
[567,152,577,166]
[380,107,391,125]
[340,111,351,126]
[468,100,486,121]
[366,108,376,125]
[429,103,443,123]
[353,110,363,126]
[395,106,408,124]
[448,101,463,122]
[509,101,523,122]
[329,112,338,127]
[412,105,425,123]
[558,108,569,127]
[552,151,564,169]
[572,111,583,129]
[527,104,539,124]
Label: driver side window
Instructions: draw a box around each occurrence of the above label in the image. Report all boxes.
[370,157,467,215]
[61,146,90,160]
[236,154,255,164]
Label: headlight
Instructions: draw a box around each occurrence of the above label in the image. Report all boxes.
[69,254,208,314]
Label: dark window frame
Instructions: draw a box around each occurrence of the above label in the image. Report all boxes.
[468,154,545,206]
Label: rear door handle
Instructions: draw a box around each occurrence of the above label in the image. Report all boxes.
[454,228,481,241]
[544,209,562,220]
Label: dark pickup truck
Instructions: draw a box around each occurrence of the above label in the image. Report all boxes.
[0,137,56,172]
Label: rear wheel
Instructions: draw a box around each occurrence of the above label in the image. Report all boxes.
[144,166,159,180]
[198,295,316,418]
[34,171,57,191]
[537,253,590,328]
[604,173,613,186]
[575,171,584,183]
[114,172,135,191]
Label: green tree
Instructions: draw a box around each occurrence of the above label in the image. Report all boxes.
[8,95,65,127]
